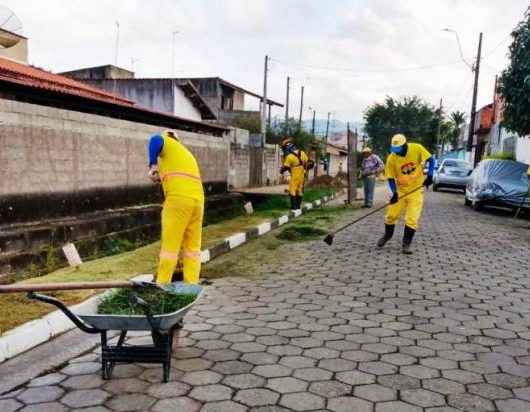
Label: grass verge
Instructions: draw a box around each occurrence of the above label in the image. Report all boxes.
[0,188,336,334]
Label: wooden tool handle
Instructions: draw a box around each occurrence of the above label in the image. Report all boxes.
[0,281,134,293]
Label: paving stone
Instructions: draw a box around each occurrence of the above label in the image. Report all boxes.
[104,378,150,394]
[336,370,376,386]
[241,352,279,365]
[111,364,144,378]
[105,394,156,411]
[318,358,356,372]
[308,380,351,397]
[496,399,530,412]
[257,336,289,346]
[380,353,416,366]
[61,389,110,408]
[234,389,279,407]
[442,369,484,384]
[181,370,223,385]
[147,381,191,398]
[232,342,267,353]
[341,350,378,362]
[200,400,248,412]
[513,386,530,401]
[325,340,360,351]
[223,373,266,389]
[468,383,512,400]
[358,361,398,375]
[151,397,201,412]
[17,386,64,404]
[189,384,232,402]
[422,378,465,395]
[448,393,495,411]
[401,389,446,408]
[420,357,458,370]
[266,377,308,393]
[0,399,23,412]
[401,364,440,379]
[139,368,183,383]
[18,402,68,412]
[375,400,422,412]
[328,396,373,412]
[292,367,333,382]
[203,349,241,362]
[61,362,102,376]
[267,345,302,356]
[303,347,340,360]
[377,374,421,390]
[354,383,397,402]
[61,374,106,389]
[485,373,528,388]
[361,343,396,354]
[253,364,292,378]
[27,373,66,387]
[280,392,325,411]
[213,361,253,375]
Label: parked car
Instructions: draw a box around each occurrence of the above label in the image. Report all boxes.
[433,159,473,192]
[464,159,529,211]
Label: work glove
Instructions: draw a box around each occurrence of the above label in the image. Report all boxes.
[389,192,398,204]
[148,165,161,183]
[424,175,433,188]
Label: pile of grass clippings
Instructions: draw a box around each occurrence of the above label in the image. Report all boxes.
[276,225,327,241]
[97,288,197,316]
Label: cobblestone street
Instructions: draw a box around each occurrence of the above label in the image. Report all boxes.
[2,191,530,412]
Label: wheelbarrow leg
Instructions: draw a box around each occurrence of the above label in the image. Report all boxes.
[101,331,109,380]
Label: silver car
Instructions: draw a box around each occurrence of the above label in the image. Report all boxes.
[433,159,473,192]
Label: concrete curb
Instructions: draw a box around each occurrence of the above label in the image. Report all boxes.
[200,192,338,263]
[0,192,338,364]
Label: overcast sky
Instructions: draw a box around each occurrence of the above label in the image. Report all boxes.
[3,0,529,124]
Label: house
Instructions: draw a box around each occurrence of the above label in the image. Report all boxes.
[471,103,494,165]
[325,143,348,176]
[60,65,217,122]
[60,68,283,128]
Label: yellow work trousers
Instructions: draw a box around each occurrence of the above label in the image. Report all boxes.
[384,189,424,230]
[157,195,204,284]
[288,167,305,196]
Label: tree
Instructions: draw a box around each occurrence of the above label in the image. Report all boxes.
[499,6,530,135]
[363,96,439,156]
[267,118,316,153]
[230,115,261,134]
[449,111,466,150]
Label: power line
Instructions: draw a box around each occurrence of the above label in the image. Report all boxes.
[269,57,464,75]
[482,32,512,59]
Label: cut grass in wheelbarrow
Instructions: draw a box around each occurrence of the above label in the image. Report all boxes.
[98,288,197,316]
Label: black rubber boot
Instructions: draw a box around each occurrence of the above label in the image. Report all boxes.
[296,196,303,210]
[402,225,416,255]
[290,195,297,210]
[377,224,395,247]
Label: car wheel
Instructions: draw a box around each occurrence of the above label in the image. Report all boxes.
[433,184,439,192]
[472,200,483,211]
[464,196,471,206]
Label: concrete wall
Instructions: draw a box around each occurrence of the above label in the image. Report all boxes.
[227,128,250,189]
[0,98,229,221]
[264,144,281,186]
[328,153,348,176]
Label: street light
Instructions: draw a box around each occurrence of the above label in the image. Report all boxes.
[442,28,473,70]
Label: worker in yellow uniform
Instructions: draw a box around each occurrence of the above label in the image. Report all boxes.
[280,138,309,210]
[147,130,204,284]
[377,134,435,254]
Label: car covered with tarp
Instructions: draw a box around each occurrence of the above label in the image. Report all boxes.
[465,159,529,210]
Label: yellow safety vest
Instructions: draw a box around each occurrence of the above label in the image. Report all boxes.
[158,133,204,200]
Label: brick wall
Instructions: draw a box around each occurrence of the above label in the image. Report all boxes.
[264,144,281,186]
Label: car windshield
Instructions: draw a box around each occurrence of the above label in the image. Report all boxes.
[443,160,470,169]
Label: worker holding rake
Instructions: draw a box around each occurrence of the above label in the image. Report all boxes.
[280,137,310,210]
[377,134,435,254]
[148,130,204,284]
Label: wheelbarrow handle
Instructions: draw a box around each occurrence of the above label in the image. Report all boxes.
[27,292,101,334]
[0,281,134,293]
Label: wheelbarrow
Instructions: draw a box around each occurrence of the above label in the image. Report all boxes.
[0,279,203,382]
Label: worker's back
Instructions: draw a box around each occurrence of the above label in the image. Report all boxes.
[158,134,204,200]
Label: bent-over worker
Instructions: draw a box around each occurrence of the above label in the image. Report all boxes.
[148,130,204,284]
[280,137,309,210]
[377,134,435,254]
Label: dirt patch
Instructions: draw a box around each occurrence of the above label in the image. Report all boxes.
[277,225,327,241]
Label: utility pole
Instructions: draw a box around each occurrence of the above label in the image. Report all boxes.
[325,112,331,143]
[114,21,120,66]
[260,55,269,148]
[298,86,304,131]
[311,109,318,178]
[347,124,358,204]
[436,98,443,158]
[285,76,290,131]
[468,32,483,166]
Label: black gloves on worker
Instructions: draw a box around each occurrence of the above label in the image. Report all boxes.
[424,175,433,188]
[389,192,399,204]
